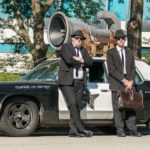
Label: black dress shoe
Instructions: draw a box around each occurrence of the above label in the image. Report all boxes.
[117,133,126,137]
[81,130,93,137]
[69,132,84,137]
[129,131,142,137]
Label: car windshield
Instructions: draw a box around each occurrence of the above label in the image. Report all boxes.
[19,60,59,81]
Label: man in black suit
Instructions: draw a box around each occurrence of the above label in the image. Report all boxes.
[58,30,93,137]
[107,29,141,137]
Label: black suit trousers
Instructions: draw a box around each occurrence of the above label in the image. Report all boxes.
[112,91,137,134]
[59,80,85,133]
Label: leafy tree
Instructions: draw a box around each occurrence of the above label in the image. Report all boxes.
[0,0,55,66]
[46,0,104,24]
[127,0,143,59]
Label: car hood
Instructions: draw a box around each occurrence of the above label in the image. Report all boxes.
[0,81,55,84]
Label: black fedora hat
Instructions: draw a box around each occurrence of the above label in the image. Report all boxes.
[114,29,126,38]
[71,30,86,40]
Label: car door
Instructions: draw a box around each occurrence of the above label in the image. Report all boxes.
[80,59,113,120]
[58,59,113,120]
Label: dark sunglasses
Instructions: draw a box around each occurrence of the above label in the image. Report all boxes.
[116,37,125,40]
[74,36,84,41]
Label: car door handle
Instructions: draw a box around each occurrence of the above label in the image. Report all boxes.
[101,89,110,92]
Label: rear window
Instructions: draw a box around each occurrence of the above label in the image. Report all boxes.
[87,61,108,83]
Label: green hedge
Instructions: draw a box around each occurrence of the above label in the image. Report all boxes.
[0,73,22,81]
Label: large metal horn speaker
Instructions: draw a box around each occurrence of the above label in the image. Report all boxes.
[47,11,120,50]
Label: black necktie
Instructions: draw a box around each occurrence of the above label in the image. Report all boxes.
[121,49,124,67]
[76,47,79,57]
[76,47,80,76]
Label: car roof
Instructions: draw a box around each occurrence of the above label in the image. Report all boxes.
[135,60,150,81]
[38,57,106,66]
[35,57,150,81]
[92,57,106,61]
[35,58,59,68]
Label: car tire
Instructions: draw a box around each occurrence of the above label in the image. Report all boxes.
[146,120,150,130]
[1,97,39,136]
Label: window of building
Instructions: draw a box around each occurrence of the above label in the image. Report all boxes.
[0,44,29,53]
[141,48,150,56]
[143,0,150,20]
[0,43,55,53]
[108,0,128,20]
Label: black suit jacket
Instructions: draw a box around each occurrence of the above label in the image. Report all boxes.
[58,43,93,87]
[107,47,135,91]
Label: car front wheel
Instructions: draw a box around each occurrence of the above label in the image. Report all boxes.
[146,120,150,130]
[1,97,39,136]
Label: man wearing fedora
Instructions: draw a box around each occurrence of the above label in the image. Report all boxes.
[107,29,141,137]
[58,30,93,137]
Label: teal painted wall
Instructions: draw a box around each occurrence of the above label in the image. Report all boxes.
[108,0,127,20]
[143,0,150,20]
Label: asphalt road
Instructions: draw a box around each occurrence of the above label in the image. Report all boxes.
[0,126,150,150]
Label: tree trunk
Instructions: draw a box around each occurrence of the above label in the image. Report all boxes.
[127,0,143,59]
[31,0,48,66]
[31,45,48,67]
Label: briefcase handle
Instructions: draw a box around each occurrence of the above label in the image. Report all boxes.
[126,89,134,100]
[118,89,134,101]
[128,90,134,100]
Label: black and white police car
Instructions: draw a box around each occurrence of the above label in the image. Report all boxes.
[0,57,150,136]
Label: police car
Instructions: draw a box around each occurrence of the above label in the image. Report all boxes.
[0,57,150,136]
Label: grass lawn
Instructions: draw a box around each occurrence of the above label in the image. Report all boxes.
[0,73,22,81]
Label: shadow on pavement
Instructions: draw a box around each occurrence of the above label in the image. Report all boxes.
[0,125,149,137]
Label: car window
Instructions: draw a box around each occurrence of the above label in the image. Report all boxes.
[135,71,143,84]
[20,61,59,81]
[87,61,108,83]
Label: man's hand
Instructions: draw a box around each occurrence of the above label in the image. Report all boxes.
[124,79,134,90]
[123,79,129,87]
[126,81,134,90]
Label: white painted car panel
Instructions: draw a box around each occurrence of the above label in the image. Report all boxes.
[58,83,113,120]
